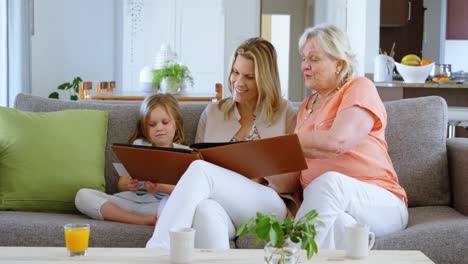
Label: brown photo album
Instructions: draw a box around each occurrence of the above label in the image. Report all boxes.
[111,134,307,185]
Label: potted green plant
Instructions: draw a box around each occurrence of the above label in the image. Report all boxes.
[48,76,82,101]
[237,210,323,264]
[152,63,194,93]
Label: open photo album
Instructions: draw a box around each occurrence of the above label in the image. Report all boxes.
[111,134,307,185]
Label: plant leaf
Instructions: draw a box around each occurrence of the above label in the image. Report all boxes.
[72,76,82,86]
[70,94,78,101]
[48,92,59,99]
[269,222,284,247]
[255,217,271,241]
[57,83,71,90]
[311,240,318,254]
[236,223,247,237]
[72,79,81,93]
[306,241,313,259]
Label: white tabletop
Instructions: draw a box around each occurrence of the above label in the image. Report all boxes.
[0,247,434,263]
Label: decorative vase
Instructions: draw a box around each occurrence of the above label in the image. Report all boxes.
[139,66,156,93]
[264,239,300,264]
[160,78,186,94]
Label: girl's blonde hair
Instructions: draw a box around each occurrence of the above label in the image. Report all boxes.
[219,37,282,125]
[128,94,185,145]
[298,23,358,89]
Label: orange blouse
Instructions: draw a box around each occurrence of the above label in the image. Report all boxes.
[296,77,408,206]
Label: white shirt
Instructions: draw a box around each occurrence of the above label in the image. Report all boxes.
[132,138,191,150]
[195,98,297,143]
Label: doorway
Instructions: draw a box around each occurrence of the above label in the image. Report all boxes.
[261,0,307,102]
[380,0,425,63]
[262,14,290,99]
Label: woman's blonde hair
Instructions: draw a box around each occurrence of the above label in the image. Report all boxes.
[128,93,185,145]
[219,37,282,125]
[298,23,358,89]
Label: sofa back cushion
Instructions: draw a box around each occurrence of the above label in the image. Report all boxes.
[384,96,450,207]
[14,94,208,194]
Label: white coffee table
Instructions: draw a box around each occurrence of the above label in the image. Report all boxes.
[0,247,434,263]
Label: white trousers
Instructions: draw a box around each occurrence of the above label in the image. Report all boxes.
[296,171,408,249]
[74,189,162,220]
[146,160,287,249]
[192,199,236,248]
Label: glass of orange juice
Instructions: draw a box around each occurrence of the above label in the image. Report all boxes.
[64,223,90,257]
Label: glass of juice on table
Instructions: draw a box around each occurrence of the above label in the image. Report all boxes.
[63,223,90,257]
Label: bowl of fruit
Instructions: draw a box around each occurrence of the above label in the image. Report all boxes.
[395,54,434,83]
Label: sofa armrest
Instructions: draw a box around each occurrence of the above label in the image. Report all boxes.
[447,138,468,215]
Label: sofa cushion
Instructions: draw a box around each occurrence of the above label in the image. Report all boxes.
[384,96,450,207]
[14,93,209,194]
[0,107,107,212]
[0,211,153,247]
[235,206,468,264]
[374,206,468,264]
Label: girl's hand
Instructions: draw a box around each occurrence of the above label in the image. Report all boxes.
[144,181,159,194]
[127,176,140,192]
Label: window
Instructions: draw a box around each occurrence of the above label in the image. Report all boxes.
[0,0,7,106]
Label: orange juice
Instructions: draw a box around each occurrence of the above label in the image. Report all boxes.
[64,224,90,255]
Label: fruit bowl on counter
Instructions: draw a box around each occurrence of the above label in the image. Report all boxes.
[395,62,434,83]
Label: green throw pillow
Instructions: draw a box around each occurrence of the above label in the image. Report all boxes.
[0,107,108,213]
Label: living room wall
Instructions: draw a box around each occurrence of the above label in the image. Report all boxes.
[30,0,260,99]
[31,0,116,98]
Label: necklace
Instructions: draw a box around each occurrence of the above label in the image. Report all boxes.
[305,94,319,116]
[295,94,319,132]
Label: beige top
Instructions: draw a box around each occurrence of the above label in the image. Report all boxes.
[195,98,297,143]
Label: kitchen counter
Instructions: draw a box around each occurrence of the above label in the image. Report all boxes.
[375,81,468,89]
[374,81,468,107]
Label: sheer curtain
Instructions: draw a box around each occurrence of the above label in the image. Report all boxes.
[7,0,32,106]
[0,0,7,106]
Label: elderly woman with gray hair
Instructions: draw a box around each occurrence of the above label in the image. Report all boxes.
[293,23,408,249]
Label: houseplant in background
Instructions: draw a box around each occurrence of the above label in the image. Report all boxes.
[48,76,82,101]
[152,62,194,94]
[237,210,323,264]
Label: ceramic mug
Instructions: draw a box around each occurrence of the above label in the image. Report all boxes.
[345,223,375,259]
[374,54,395,82]
[169,227,196,263]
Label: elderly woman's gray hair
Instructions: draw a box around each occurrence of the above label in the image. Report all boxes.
[298,24,358,88]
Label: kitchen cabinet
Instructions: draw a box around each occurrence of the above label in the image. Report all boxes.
[446,0,468,40]
[379,0,423,62]
[380,0,409,27]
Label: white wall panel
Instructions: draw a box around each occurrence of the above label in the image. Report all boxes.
[31,0,115,98]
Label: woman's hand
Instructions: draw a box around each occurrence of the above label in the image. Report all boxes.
[144,181,160,194]
[264,171,300,194]
[127,176,140,192]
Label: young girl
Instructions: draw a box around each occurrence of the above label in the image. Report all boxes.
[75,93,190,225]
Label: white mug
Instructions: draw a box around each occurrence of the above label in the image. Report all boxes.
[374,54,395,82]
[169,227,196,264]
[345,223,375,259]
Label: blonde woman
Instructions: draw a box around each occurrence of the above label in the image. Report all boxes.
[146,37,297,249]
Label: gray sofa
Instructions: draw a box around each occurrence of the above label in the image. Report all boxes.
[3,93,468,263]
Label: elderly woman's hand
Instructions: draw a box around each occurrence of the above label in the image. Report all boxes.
[263,171,301,194]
